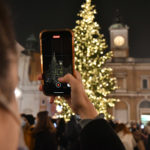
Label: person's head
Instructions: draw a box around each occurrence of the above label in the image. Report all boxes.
[0,0,18,102]
[21,113,26,119]
[34,111,55,133]
[26,114,35,126]
[57,118,65,131]
[21,114,28,127]
[115,123,131,134]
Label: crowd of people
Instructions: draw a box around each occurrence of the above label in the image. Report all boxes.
[20,112,150,150]
[110,121,150,150]
[0,0,150,150]
[20,113,81,150]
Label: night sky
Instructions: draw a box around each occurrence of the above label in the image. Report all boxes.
[7,0,150,58]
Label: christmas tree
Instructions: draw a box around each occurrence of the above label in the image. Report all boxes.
[55,0,118,120]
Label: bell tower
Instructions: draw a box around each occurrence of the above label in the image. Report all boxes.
[109,11,129,58]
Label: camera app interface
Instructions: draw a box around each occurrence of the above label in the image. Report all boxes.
[42,31,73,94]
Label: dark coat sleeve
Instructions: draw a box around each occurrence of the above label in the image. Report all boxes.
[80,119,125,150]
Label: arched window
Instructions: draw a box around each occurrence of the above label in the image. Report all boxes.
[140,100,150,108]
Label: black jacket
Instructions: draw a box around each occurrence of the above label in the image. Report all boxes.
[34,129,57,150]
[80,119,125,150]
[64,116,81,150]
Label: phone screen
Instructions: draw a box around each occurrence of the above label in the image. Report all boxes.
[41,30,73,95]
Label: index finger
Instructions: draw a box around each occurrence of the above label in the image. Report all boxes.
[49,96,55,104]
[58,73,76,86]
[38,74,42,80]
[74,70,82,82]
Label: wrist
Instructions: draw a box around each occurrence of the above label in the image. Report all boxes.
[78,98,98,119]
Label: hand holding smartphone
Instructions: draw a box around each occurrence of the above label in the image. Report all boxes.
[40,29,75,96]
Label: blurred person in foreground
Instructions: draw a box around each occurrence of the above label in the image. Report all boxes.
[32,111,57,150]
[39,71,125,150]
[0,0,21,149]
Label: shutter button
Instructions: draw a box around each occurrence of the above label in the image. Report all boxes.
[56,82,61,88]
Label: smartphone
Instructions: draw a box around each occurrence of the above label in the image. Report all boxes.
[40,29,75,96]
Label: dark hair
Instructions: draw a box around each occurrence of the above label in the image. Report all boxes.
[33,111,56,134]
[56,118,66,135]
[26,114,35,125]
[0,0,17,101]
[115,123,131,134]
[21,113,27,118]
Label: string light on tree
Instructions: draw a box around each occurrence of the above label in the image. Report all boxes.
[55,0,119,120]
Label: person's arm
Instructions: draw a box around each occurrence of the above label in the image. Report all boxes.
[39,71,125,150]
[58,71,125,150]
[58,71,98,120]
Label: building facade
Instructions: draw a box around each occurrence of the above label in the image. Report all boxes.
[17,35,53,117]
[108,22,150,124]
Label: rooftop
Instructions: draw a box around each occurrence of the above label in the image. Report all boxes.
[109,23,129,30]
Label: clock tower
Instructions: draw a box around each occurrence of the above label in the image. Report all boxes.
[109,18,129,58]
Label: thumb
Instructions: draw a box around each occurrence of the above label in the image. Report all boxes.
[58,73,75,85]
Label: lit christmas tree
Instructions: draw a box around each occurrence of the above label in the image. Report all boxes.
[55,0,118,120]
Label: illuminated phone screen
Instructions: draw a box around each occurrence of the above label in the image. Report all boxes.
[41,31,73,95]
